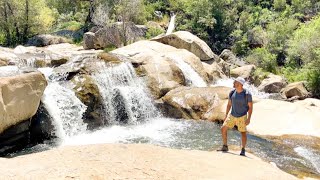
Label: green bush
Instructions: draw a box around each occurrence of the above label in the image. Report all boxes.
[280,66,320,97]
[57,21,83,31]
[287,15,320,66]
[145,26,164,39]
[280,66,308,83]
[252,67,270,86]
[307,69,320,98]
[104,45,117,52]
[246,48,278,73]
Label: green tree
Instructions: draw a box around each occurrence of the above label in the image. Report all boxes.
[0,0,55,46]
[267,18,299,65]
[114,0,146,45]
[273,0,287,11]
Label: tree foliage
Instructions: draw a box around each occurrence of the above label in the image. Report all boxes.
[0,0,56,46]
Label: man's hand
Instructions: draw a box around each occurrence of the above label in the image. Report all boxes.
[245,118,250,125]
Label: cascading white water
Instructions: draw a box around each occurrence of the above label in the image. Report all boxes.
[19,58,37,68]
[167,55,207,87]
[212,78,270,99]
[94,62,159,125]
[294,147,320,173]
[38,67,87,140]
[63,118,188,146]
[166,13,176,35]
[41,82,87,139]
[0,66,20,77]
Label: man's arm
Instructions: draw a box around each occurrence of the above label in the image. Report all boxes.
[246,102,253,125]
[224,99,232,121]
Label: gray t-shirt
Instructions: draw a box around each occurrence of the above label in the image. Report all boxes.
[229,89,252,117]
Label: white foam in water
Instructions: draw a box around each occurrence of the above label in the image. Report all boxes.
[212,78,270,99]
[19,58,37,68]
[38,67,53,80]
[294,147,320,173]
[167,55,207,87]
[93,62,159,124]
[62,118,188,146]
[41,82,87,140]
[0,66,20,77]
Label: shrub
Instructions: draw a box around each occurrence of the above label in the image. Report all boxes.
[104,45,117,52]
[306,69,320,97]
[145,26,164,39]
[246,48,277,73]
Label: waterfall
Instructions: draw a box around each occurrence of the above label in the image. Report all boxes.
[93,62,159,125]
[166,13,176,35]
[18,58,37,68]
[212,78,270,99]
[167,56,207,87]
[38,68,87,140]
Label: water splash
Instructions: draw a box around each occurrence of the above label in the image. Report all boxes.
[37,67,53,80]
[39,66,87,140]
[294,147,320,173]
[93,62,159,125]
[18,58,37,68]
[41,82,87,140]
[0,66,20,77]
[212,78,270,99]
[167,56,207,87]
[62,118,186,146]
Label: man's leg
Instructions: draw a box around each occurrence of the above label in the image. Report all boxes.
[221,125,228,146]
[241,132,247,149]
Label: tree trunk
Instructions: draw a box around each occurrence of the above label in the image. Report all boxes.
[7,2,20,45]
[84,0,95,31]
[22,0,29,43]
[3,1,11,45]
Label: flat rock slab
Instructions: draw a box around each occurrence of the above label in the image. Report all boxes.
[0,144,296,180]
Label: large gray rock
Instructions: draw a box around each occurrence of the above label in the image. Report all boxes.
[27,34,70,47]
[0,47,18,64]
[202,62,227,83]
[249,99,320,137]
[112,40,208,98]
[83,22,147,50]
[83,32,96,50]
[3,43,102,68]
[280,82,310,99]
[230,65,256,81]
[152,31,219,61]
[219,49,246,67]
[131,53,185,98]
[161,86,230,120]
[0,72,47,134]
[0,72,47,154]
[72,74,106,129]
[258,74,287,93]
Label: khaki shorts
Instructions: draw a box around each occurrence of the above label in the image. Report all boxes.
[223,115,247,132]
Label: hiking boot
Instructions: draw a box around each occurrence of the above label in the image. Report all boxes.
[240,148,246,156]
[217,145,228,152]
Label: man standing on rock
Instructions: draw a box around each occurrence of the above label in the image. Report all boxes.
[219,77,253,156]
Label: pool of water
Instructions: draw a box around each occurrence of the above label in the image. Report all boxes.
[7,118,320,179]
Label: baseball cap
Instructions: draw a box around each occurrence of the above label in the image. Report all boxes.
[235,77,245,85]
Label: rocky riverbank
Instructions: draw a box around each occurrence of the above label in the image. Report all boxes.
[0,30,319,179]
[0,144,297,180]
